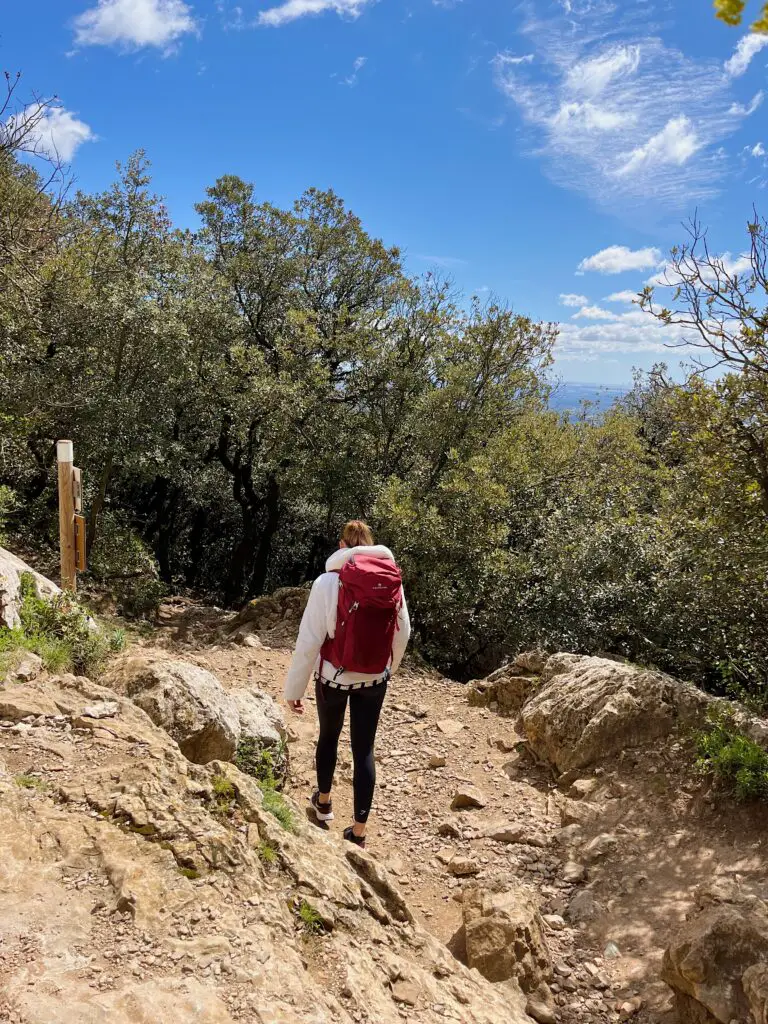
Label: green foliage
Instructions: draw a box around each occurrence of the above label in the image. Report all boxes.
[696,708,768,801]
[11,573,122,676]
[0,485,17,542]
[234,737,288,789]
[88,512,165,619]
[1,143,767,704]
[296,899,324,935]
[257,840,278,866]
[14,774,47,791]
[177,866,200,880]
[210,774,236,817]
[715,0,768,32]
[259,783,296,833]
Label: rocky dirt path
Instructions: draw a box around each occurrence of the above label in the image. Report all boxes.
[171,615,768,1024]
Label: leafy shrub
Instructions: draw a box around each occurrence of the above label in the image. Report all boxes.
[696,708,768,801]
[235,737,288,789]
[14,773,47,791]
[258,840,278,866]
[89,512,165,619]
[15,573,123,676]
[296,899,324,935]
[0,485,17,543]
[259,784,296,832]
[210,774,236,816]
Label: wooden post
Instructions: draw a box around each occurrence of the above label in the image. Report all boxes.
[57,440,77,591]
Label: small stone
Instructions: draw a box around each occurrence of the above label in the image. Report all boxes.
[428,754,447,769]
[568,778,599,800]
[436,719,465,738]
[619,997,642,1019]
[486,823,526,844]
[542,915,566,932]
[561,861,586,884]
[449,856,480,877]
[526,999,557,1024]
[437,820,461,838]
[81,701,120,720]
[451,786,487,810]
[391,980,421,1006]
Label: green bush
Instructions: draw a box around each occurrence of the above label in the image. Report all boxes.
[259,783,296,832]
[88,512,166,619]
[0,572,125,677]
[0,485,17,543]
[210,774,236,816]
[235,737,288,789]
[296,899,324,935]
[696,708,768,801]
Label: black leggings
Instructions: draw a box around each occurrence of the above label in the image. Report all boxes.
[315,678,387,824]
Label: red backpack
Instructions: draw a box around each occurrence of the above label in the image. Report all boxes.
[320,553,403,678]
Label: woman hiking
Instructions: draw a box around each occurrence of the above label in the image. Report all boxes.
[284,521,410,848]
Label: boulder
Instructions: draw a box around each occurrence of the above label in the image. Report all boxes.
[463,884,552,992]
[521,654,711,771]
[662,881,768,1023]
[226,587,309,646]
[107,654,240,764]
[451,786,487,810]
[468,670,536,715]
[0,547,61,631]
[231,688,285,748]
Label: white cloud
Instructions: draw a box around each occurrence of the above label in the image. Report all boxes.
[7,104,95,162]
[556,318,691,359]
[564,45,640,99]
[725,33,768,78]
[258,0,370,26]
[74,0,196,50]
[730,91,764,117]
[492,4,761,207]
[337,55,367,86]
[615,115,700,177]
[494,52,534,67]
[604,289,639,304]
[559,292,589,307]
[751,141,766,158]
[645,251,753,288]
[571,305,618,320]
[578,245,662,275]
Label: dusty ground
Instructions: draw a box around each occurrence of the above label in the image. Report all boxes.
[150,602,768,1024]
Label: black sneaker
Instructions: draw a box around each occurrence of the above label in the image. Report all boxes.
[343,826,366,849]
[310,791,334,822]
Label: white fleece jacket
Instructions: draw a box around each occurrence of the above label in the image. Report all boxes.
[283,545,411,702]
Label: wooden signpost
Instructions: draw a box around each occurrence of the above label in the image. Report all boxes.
[57,440,86,591]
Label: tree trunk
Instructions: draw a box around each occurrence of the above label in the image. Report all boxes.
[248,475,281,598]
[224,510,259,607]
[87,454,114,555]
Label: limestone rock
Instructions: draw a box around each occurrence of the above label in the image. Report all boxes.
[744,964,768,1024]
[526,998,557,1024]
[468,668,535,715]
[463,884,552,992]
[0,546,61,631]
[451,785,487,810]
[12,652,44,683]
[661,881,768,1024]
[107,653,240,763]
[0,670,531,1024]
[521,654,711,771]
[231,687,285,748]
[449,855,480,877]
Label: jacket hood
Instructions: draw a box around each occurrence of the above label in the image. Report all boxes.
[325,544,396,573]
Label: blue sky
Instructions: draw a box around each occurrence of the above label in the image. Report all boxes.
[3,0,767,385]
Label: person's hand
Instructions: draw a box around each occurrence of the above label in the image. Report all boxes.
[287,699,305,715]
